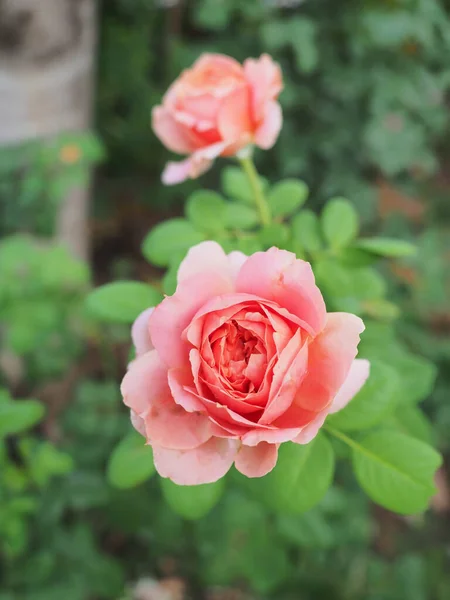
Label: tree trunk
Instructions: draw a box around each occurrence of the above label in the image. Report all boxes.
[0,0,97,260]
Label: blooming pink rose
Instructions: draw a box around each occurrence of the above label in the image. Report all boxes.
[121,242,370,485]
[152,53,283,185]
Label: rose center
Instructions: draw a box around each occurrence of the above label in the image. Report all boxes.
[210,319,265,393]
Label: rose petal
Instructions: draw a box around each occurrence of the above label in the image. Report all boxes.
[150,271,234,368]
[292,410,328,445]
[244,54,283,121]
[242,427,303,446]
[275,313,365,427]
[235,442,278,477]
[144,390,212,450]
[152,105,202,154]
[153,437,239,485]
[121,350,167,415]
[168,367,207,413]
[254,100,282,150]
[217,85,252,145]
[235,248,327,336]
[329,358,370,414]
[227,251,247,281]
[177,241,235,285]
[130,410,146,437]
[131,308,154,357]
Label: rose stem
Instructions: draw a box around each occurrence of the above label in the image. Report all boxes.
[239,155,272,227]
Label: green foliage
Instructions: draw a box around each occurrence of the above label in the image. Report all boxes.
[0,393,45,438]
[327,361,399,431]
[321,197,359,250]
[160,478,225,520]
[141,218,205,267]
[0,235,89,381]
[0,132,104,236]
[350,430,441,515]
[107,431,156,489]
[246,434,335,514]
[86,281,162,324]
[267,179,309,217]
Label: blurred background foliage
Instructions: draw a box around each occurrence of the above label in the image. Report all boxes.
[1,0,450,599]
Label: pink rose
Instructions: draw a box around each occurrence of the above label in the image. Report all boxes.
[121,242,370,485]
[152,53,283,185]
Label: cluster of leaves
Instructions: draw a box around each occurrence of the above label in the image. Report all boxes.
[0,235,90,382]
[87,166,441,519]
[0,388,73,560]
[0,132,104,236]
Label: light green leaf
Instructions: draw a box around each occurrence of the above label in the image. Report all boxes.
[321,197,359,250]
[0,399,45,437]
[107,431,156,489]
[291,209,323,255]
[221,166,268,205]
[86,281,162,324]
[351,430,441,514]
[29,442,74,486]
[142,218,204,267]
[251,434,334,513]
[327,361,399,431]
[267,179,308,218]
[224,202,259,230]
[276,511,334,549]
[258,223,290,248]
[185,190,227,233]
[160,478,225,520]
[354,238,417,258]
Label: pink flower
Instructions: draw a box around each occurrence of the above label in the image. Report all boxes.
[152,53,283,184]
[122,242,370,485]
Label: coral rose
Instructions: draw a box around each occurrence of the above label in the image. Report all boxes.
[121,242,370,485]
[152,53,283,184]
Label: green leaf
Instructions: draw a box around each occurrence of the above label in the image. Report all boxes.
[393,353,437,405]
[351,430,441,514]
[321,197,359,250]
[221,166,268,205]
[276,511,334,549]
[107,431,155,489]
[250,434,334,513]
[354,238,417,258]
[86,281,162,324]
[327,361,399,431]
[389,405,434,445]
[0,399,45,437]
[291,209,323,255]
[258,223,290,248]
[28,442,74,486]
[185,190,227,233]
[224,202,259,230]
[267,179,308,218]
[142,218,204,267]
[290,17,319,73]
[160,478,225,520]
